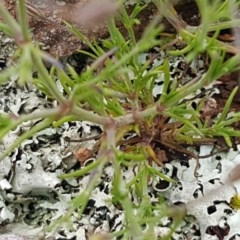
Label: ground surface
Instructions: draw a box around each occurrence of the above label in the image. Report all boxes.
[1,1,240,240]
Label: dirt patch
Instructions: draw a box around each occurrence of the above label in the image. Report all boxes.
[2,0,199,56]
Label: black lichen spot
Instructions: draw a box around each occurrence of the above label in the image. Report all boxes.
[191,101,197,110]
[224,208,233,215]
[215,155,222,160]
[154,180,170,191]
[83,199,96,215]
[207,205,217,214]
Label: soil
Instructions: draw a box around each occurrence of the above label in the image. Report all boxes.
[2,0,199,56]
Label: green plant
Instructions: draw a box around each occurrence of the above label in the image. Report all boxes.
[1,0,240,239]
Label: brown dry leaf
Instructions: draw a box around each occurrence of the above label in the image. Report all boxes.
[217,33,235,42]
[74,147,92,164]
[155,147,168,163]
[200,97,217,124]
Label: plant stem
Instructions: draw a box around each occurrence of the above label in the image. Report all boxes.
[114,104,158,127]
[0,118,53,161]
[17,0,31,41]
[0,108,60,141]
[71,105,112,125]
[32,50,67,104]
[0,2,21,38]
